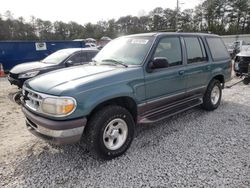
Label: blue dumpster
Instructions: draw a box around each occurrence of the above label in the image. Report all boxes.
[0,41,85,71]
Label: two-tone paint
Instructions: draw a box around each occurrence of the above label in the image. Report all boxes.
[22,32,232,143]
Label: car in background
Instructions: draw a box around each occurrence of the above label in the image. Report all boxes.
[225,43,235,58]
[8,48,99,88]
[85,43,97,48]
[233,40,247,53]
[234,48,250,85]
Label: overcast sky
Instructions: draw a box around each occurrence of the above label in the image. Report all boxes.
[0,0,201,25]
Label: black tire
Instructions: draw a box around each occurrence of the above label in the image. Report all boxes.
[13,91,22,105]
[235,72,241,77]
[243,77,250,85]
[201,79,222,111]
[84,105,135,160]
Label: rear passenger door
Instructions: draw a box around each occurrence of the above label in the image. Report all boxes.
[206,37,232,81]
[183,36,211,94]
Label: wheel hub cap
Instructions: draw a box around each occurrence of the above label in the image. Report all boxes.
[103,118,128,150]
[110,129,119,138]
[211,85,220,105]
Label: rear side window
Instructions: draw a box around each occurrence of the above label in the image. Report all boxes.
[206,37,230,61]
[80,52,89,62]
[184,37,206,64]
[88,51,98,61]
[68,53,83,64]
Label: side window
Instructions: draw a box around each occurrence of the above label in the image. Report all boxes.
[80,52,88,62]
[88,51,97,61]
[153,37,182,67]
[184,37,206,64]
[206,37,230,61]
[68,53,82,64]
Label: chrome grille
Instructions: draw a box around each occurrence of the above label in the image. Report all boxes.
[22,86,44,112]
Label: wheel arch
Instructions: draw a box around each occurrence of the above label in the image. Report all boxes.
[87,96,138,123]
[210,74,225,88]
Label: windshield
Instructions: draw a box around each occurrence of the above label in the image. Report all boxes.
[41,50,73,64]
[93,36,153,66]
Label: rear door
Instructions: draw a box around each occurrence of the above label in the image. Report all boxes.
[206,37,232,81]
[183,36,211,94]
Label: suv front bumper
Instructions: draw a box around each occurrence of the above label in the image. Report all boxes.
[22,107,87,144]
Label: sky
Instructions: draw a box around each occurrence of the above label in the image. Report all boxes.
[0,0,201,25]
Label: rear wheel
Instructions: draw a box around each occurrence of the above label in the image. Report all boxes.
[84,105,135,159]
[202,79,222,111]
[243,77,250,85]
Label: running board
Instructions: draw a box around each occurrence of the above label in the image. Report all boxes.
[139,96,203,124]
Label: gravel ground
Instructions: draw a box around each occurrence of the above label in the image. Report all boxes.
[0,77,249,188]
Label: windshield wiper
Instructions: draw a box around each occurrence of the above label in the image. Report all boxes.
[101,59,128,68]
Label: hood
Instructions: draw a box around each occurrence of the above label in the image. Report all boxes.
[10,61,54,74]
[25,65,121,94]
[237,45,250,56]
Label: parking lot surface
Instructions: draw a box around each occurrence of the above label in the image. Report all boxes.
[0,77,249,187]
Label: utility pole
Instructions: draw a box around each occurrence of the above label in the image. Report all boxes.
[176,0,179,30]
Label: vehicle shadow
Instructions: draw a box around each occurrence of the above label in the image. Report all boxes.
[6,100,250,187]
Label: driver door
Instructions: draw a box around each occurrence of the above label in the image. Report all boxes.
[144,36,187,105]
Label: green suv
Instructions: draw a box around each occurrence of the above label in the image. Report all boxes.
[21,32,232,159]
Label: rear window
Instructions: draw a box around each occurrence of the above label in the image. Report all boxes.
[206,37,230,61]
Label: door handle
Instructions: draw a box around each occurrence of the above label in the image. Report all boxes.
[179,70,185,75]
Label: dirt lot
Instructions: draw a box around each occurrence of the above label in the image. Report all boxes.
[0,77,249,187]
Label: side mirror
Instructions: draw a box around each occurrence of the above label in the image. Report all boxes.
[65,60,73,67]
[149,57,169,70]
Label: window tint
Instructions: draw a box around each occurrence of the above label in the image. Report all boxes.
[68,53,83,64]
[80,52,88,62]
[153,37,182,67]
[88,51,97,61]
[206,37,230,61]
[184,37,206,64]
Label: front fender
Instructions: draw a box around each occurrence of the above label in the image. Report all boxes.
[70,78,145,118]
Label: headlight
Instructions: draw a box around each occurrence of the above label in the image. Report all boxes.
[18,71,39,78]
[41,97,76,116]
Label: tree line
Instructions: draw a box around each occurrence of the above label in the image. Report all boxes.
[0,0,249,41]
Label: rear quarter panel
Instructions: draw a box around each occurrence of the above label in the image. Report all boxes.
[203,36,232,84]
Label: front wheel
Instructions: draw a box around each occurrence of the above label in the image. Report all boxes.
[84,105,135,160]
[202,79,222,111]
